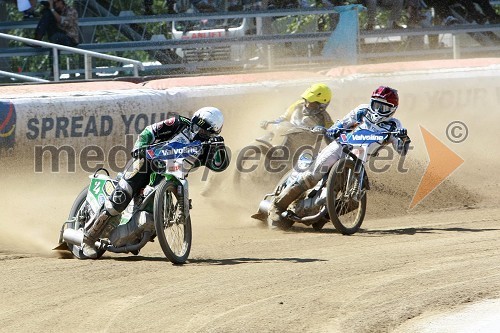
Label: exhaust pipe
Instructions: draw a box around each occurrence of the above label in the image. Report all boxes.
[251,198,272,221]
[257,199,272,215]
[62,228,84,246]
[282,207,327,224]
[105,231,152,254]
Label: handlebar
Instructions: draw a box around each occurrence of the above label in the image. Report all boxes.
[335,129,401,136]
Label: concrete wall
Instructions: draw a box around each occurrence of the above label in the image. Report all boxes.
[1,59,499,173]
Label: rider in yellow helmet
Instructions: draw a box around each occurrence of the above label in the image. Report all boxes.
[260,83,334,130]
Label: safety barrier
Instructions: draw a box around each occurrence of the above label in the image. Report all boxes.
[1,58,500,173]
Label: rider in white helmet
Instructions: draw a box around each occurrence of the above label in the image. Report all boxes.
[82,107,230,258]
[267,86,411,228]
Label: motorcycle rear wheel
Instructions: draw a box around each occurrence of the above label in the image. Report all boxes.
[154,179,192,264]
[326,159,366,235]
[67,187,105,259]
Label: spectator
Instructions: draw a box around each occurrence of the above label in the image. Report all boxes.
[34,0,79,47]
[364,0,405,30]
[33,0,78,79]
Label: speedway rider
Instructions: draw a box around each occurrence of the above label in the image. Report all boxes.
[82,107,230,258]
[260,83,335,130]
[267,86,411,227]
[199,83,335,197]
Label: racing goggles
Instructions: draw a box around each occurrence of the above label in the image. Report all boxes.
[192,123,213,140]
[304,100,328,114]
[370,99,397,116]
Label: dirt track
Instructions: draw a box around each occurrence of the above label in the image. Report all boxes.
[1,78,500,333]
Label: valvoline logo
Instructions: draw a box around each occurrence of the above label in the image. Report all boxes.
[0,101,16,150]
[342,129,388,144]
[148,141,202,160]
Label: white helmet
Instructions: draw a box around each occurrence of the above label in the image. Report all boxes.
[191,106,224,140]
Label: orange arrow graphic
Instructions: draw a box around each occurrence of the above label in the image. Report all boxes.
[410,126,464,209]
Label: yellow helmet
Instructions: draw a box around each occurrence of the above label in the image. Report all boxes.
[301,83,332,105]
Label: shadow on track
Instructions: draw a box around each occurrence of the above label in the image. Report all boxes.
[187,257,327,265]
[358,226,500,236]
[94,256,327,265]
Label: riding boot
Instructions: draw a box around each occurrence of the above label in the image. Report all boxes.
[82,210,112,258]
[267,180,307,228]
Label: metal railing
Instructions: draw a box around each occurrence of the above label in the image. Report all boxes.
[0,69,50,83]
[359,23,500,59]
[0,7,341,31]
[1,7,499,81]
[0,32,144,82]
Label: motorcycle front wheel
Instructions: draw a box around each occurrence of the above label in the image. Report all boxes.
[269,170,294,230]
[67,187,105,259]
[154,179,192,264]
[326,159,366,235]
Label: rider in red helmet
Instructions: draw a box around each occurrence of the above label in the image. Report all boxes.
[368,85,400,123]
[267,86,411,228]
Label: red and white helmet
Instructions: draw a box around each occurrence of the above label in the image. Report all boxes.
[368,86,399,123]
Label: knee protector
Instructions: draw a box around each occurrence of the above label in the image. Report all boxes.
[107,177,134,214]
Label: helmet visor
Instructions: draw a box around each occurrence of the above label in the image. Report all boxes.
[371,100,396,116]
[192,123,213,140]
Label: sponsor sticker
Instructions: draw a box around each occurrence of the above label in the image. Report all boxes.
[104,180,115,196]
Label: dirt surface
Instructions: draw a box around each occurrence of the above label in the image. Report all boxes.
[1,78,500,333]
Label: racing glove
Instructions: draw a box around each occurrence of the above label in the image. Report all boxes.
[326,127,342,139]
[131,147,146,159]
[395,128,408,139]
[208,136,224,144]
[356,109,367,123]
[202,136,226,166]
[312,126,326,134]
[203,136,225,153]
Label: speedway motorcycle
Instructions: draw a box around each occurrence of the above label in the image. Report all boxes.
[199,120,323,197]
[233,120,323,187]
[55,138,215,264]
[252,128,399,234]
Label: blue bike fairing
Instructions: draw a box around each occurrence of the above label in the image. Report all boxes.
[339,129,389,145]
[146,140,203,161]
